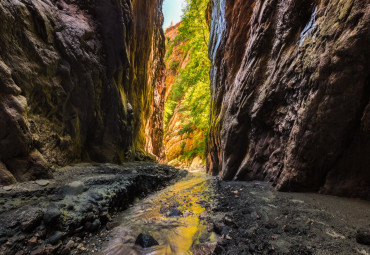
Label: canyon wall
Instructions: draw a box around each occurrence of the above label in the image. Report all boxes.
[0,0,164,184]
[163,22,207,169]
[207,0,370,199]
[163,23,194,166]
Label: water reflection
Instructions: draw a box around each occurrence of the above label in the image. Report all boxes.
[99,172,215,255]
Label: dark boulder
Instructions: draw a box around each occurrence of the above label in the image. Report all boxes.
[43,204,61,225]
[135,233,159,248]
[46,231,63,245]
[168,208,183,217]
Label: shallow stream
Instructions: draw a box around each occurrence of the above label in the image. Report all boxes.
[99,171,216,255]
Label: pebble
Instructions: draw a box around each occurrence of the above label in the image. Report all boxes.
[3,186,12,191]
[28,236,38,246]
[35,180,50,187]
[65,240,75,250]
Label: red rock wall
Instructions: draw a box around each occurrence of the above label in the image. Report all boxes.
[0,0,165,183]
[145,20,166,160]
[207,0,370,199]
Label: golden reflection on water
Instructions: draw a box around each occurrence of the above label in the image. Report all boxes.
[99,172,215,255]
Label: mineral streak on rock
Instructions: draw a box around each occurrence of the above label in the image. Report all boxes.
[0,0,165,182]
[206,0,370,199]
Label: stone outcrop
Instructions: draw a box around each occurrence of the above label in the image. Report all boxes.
[0,0,165,183]
[145,26,166,160]
[207,0,370,199]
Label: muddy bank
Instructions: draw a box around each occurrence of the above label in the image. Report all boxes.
[209,180,370,255]
[0,163,186,255]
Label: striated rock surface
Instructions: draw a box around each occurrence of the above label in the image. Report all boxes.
[207,0,370,198]
[145,25,166,160]
[0,0,165,182]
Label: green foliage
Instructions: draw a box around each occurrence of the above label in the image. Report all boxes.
[164,0,211,161]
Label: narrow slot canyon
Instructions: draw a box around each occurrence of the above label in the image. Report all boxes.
[0,0,369,254]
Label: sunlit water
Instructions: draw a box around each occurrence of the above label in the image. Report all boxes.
[99,171,216,255]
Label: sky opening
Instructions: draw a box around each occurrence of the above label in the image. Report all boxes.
[162,0,186,28]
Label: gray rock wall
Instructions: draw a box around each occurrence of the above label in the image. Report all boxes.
[206,0,370,199]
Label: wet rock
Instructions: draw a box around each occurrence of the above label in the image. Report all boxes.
[61,240,75,255]
[106,221,120,230]
[356,229,370,245]
[62,181,86,195]
[223,215,238,228]
[135,233,159,248]
[90,192,103,201]
[212,222,225,235]
[192,242,217,255]
[35,180,50,187]
[20,209,44,232]
[37,227,47,239]
[30,244,46,255]
[3,186,13,191]
[46,231,63,245]
[90,219,101,232]
[65,240,75,250]
[43,204,61,225]
[168,208,183,217]
[28,236,38,246]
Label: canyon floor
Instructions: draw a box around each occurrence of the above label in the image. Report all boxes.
[0,163,187,255]
[0,165,370,255]
[208,179,370,255]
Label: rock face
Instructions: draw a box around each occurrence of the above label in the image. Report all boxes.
[0,0,164,182]
[162,23,189,164]
[207,0,370,199]
[145,31,166,160]
[162,23,207,168]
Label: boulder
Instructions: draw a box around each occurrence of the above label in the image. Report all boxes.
[135,233,159,248]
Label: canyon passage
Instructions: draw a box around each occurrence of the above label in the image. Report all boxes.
[0,0,370,254]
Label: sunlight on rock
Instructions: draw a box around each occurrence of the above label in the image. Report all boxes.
[99,173,215,254]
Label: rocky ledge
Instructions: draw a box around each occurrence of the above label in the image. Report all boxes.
[0,163,186,255]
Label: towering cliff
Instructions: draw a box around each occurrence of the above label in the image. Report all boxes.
[0,0,164,184]
[163,0,211,168]
[207,0,370,198]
